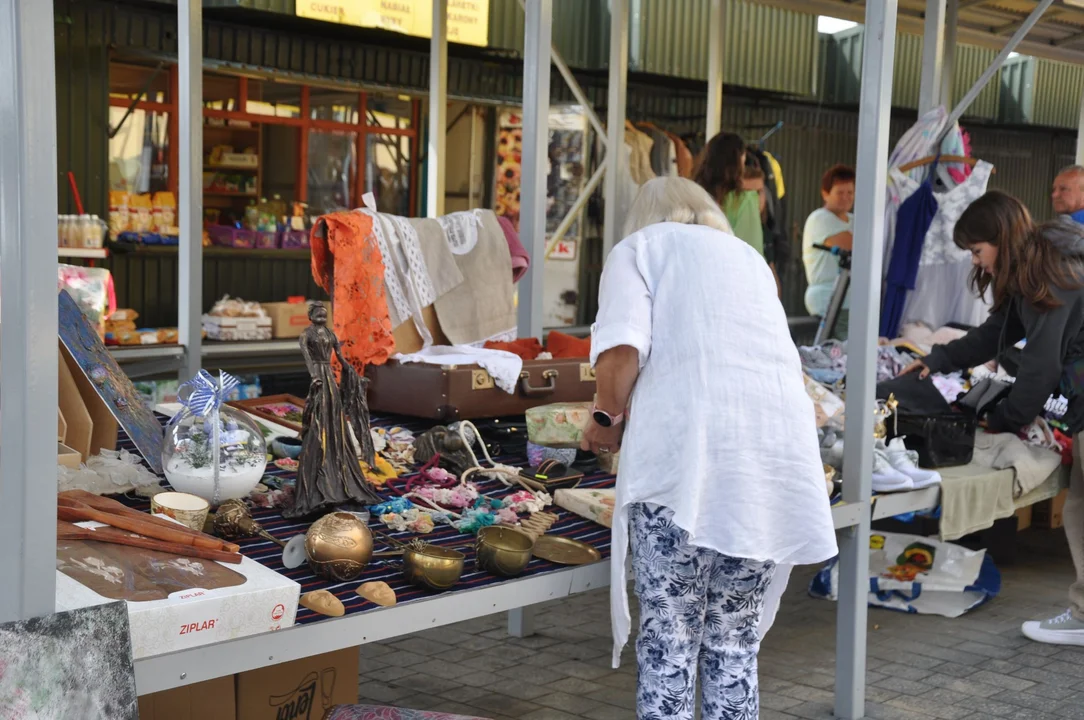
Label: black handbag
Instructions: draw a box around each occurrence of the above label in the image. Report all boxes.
[887,411,976,469]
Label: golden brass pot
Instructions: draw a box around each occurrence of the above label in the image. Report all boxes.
[304,512,373,582]
[475,526,534,578]
[402,544,465,590]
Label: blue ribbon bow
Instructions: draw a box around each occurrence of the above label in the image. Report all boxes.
[176,369,240,418]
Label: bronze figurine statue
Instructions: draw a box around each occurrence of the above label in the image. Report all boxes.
[285,302,380,519]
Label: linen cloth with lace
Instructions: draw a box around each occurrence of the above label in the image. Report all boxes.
[631,503,775,720]
[900,161,994,331]
[395,345,523,394]
[406,217,465,301]
[593,222,838,669]
[310,212,395,370]
[432,209,517,346]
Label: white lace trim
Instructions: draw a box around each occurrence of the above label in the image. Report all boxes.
[437,210,484,255]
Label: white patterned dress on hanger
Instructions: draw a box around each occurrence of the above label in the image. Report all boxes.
[900,160,993,331]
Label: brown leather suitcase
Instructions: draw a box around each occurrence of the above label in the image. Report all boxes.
[366,357,597,421]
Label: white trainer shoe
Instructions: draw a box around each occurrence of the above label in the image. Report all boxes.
[1021,609,1084,646]
[885,438,942,489]
[872,440,913,493]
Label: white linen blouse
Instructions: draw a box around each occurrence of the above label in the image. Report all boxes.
[591,222,838,668]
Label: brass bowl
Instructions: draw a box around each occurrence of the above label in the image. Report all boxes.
[476,526,534,578]
[402,544,465,591]
[304,512,373,582]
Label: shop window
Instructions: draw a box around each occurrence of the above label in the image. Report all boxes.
[310,89,360,124]
[109,108,170,193]
[366,94,413,130]
[307,130,358,217]
[366,132,411,216]
[248,80,302,119]
[204,73,241,112]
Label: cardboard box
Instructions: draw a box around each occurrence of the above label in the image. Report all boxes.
[60,341,118,456]
[263,302,332,340]
[1034,489,1068,530]
[236,647,359,720]
[55,549,300,660]
[1015,505,1032,532]
[203,314,273,342]
[58,344,94,461]
[58,408,67,442]
[138,676,236,720]
[392,304,449,355]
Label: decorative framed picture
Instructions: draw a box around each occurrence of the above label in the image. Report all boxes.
[228,394,306,432]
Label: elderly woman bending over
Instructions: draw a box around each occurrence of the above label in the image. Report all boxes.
[582,177,837,720]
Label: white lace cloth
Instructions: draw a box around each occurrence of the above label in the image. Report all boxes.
[437,210,484,255]
[901,161,994,330]
[394,345,523,394]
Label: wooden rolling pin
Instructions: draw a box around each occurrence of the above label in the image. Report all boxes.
[58,496,236,554]
[58,490,240,554]
[57,520,243,564]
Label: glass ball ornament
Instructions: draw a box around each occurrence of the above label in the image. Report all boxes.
[162,405,267,505]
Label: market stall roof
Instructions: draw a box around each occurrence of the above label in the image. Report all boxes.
[752,0,1084,65]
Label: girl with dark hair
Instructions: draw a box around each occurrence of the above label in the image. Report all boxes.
[692,132,764,257]
[903,190,1084,647]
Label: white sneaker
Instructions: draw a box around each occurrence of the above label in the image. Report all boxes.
[1021,609,1084,646]
[885,438,942,489]
[872,441,913,493]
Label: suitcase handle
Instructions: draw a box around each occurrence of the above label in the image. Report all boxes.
[519,369,558,397]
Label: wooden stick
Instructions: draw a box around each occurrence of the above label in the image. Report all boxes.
[58,497,232,553]
[57,520,243,564]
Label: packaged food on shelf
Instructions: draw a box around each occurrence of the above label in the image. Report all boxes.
[208,225,257,249]
[109,191,129,240]
[128,193,154,233]
[202,295,272,341]
[152,192,177,235]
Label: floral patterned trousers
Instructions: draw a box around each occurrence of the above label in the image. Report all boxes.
[631,503,776,720]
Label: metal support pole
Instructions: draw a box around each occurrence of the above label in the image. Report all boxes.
[0,0,59,623]
[516,0,552,340]
[706,0,726,138]
[919,0,947,115]
[942,0,1054,134]
[178,0,203,381]
[941,0,958,110]
[1076,88,1084,165]
[427,0,448,218]
[602,0,629,260]
[836,1,897,718]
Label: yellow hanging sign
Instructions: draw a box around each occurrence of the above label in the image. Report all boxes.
[296,0,490,48]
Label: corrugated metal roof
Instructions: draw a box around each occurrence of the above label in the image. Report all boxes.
[631,0,818,95]
[1032,59,1084,129]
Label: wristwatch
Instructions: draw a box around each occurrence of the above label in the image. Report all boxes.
[592,405,625,428]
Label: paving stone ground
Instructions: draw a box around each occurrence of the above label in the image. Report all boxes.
[354,528,1084,719]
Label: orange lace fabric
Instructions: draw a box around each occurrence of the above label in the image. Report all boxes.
[310,212,395,370]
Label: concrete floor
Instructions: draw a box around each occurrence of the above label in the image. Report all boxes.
[354,528,1084,720]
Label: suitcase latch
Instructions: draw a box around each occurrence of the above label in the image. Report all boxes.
[580,363,596,382]
[471,369,495,390]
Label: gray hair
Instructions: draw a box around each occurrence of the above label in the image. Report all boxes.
[1057,164,1084,178]
[623,177,733,237]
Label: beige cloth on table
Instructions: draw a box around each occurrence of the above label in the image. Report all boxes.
[432,209,516,346]
[975,429,1062,498]
[406,217,465,314]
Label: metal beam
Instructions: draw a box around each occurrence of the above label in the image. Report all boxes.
[706,0,726,138]
[943,0,1056,133]
[0,0,59,623]
[1055,28,1084,46]
[942,0,959,108]
[993,8,1061,34]
[516,0,552,340]
[427,0,448,218]
[919,0,947,114]
[178,0,203,382]
[958,0,990,8]
[602,0,629,260]
[836,0,897,717]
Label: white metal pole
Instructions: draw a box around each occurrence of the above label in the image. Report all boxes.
[427,0,448,218]
[919,0,947,114]
[1076,88,1084,166]
[602,0,629,260]
[941,0,958,110]
[516,0,553,340]
[178,0,203,382]
[469,108,478,209]
[943,0,1054,134]
[0,0,59,623]
[706,0,726,138]
[837,1,897,718]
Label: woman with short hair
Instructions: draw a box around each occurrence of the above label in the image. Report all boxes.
[583,176,838,719]
[802,164,856,339]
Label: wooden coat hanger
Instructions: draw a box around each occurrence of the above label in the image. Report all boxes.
[896,154,995,174]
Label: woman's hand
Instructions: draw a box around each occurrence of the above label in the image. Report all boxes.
[581,419,625,455]
[900,359,931,379]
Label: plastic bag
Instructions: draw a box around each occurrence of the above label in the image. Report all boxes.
[58,265,116,336]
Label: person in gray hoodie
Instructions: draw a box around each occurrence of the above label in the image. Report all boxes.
[903,191,1084,647]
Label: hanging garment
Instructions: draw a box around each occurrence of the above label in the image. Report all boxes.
[362,205,437,349]
[900,161,994,331]
[881,172,940,338]
[309,212,395,370]
[432,209,517,346]
[665,130,694,178]
[405,217,464,301]
[723,191,765,257]
[435,209,482,255]
[753,148,789,273]
[624,121,656,185]
[763,151,786,199]
[497,215,530,283]
[644,126,677,177]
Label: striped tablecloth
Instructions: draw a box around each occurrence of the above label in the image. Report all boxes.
[117,413,615,625]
